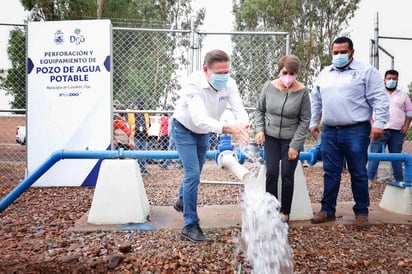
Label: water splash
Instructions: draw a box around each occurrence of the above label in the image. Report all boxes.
[218,146,293,273]
[239,173,294,274]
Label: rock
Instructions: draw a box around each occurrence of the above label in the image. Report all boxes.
[60,254,80,263]
[59,240,70,248]
[118,242,132,253]
[107,253,124,269]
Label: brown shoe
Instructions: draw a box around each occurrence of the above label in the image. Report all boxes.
[355,215,368,227]
[310,211,336,224]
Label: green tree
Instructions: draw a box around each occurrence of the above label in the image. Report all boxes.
[0,27,26,109]
[231,0,361,99]
[109,1,204,109]
[20,0,99,20]
[2,0,204,109]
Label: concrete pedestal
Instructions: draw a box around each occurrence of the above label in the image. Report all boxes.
[290,163,313,220]
[257,163,313,221]
[379,183,412,215]
[87,159,150,224]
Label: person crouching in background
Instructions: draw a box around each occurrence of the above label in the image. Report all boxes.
[113,103,135,150]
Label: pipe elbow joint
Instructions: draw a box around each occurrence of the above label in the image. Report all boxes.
[306,141,322,166]
[214,135,235,165]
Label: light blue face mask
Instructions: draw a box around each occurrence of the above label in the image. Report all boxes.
[209,73,229,90]
[385,79,397,90]
[332,53,349,68]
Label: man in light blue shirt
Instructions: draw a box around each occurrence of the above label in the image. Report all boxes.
[309,37,389,226]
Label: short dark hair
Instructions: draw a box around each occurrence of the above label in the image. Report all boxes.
[278,55,301,74]
[385,69,399,78]
[203,49,230,67]
[134,101,144,110]
[332,37,353,50]
[115,103,126,110]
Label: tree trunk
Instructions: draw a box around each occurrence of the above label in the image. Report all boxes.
[97,0,104,18]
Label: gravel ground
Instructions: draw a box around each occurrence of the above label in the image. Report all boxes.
[0,161,411,273]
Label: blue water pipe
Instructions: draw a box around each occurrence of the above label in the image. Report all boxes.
[0,149,215,212]
[215,135,234,163]
[1,140,411,212]
[235,141,319,166]
[234,139,412,188]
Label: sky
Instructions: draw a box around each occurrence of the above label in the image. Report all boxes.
[1,0,412,110]
[348,0,412,90]
[193,0,233,55]
[195,0,412,91]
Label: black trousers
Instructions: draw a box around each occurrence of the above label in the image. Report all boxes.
[264,135,299,215]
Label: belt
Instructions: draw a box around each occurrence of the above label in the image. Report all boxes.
[325,121,369,129]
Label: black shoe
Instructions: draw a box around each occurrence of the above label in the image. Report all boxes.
[173,202,183,213]
[181,225,213,243]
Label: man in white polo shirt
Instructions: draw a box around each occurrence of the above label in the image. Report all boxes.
[171,49,250,242]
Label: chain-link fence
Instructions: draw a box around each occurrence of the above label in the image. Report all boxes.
[2,23,410,185]
[0,23,27,185]
[0,23,289,185]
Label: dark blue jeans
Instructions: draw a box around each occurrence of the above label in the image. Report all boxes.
[162,136,183,168]
[367,129,405,181]
[320,122,371,216]
[134,137,148,173]
[171,119,209,229]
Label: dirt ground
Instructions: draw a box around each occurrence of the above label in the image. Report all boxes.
[0,117,411,273]
[0,161,411,273]
[0,115,25,144]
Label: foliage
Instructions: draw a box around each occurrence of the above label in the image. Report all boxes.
[0,27,26,109]
[232,0,361,98]
[108,1,205,109]
[408,82,412,101]
[2,0,205,109]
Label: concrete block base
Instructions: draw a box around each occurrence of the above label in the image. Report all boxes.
[87,159,150,224]
[257,163,313,221]
[379,183,411,215]
[290,163,313,220]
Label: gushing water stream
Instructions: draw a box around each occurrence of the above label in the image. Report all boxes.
[218,144,294,273]
[238,170,294,274]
